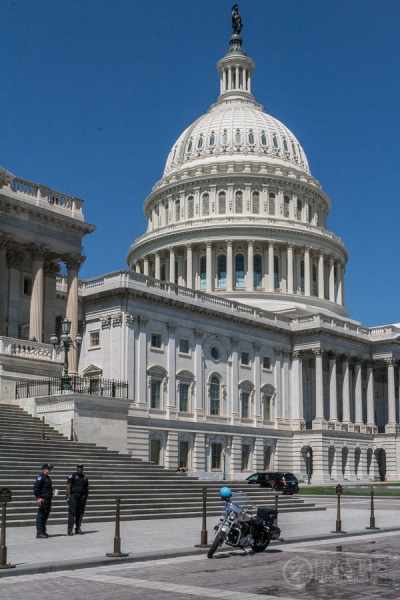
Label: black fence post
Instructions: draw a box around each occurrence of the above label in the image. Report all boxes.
[0,488,15,569]
[332,484,346,533]
[106,498,129,557]
[366,485,380,530]
[274,494,279,526]
[195,486,209,547]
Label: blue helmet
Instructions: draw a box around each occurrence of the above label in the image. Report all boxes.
[220,486,232,500]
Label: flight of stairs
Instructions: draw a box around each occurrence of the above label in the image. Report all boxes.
[0,403,324,526]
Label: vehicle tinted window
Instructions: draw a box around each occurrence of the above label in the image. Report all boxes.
[283,474,298,481]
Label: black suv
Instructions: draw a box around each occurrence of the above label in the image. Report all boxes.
[246,472,299,494]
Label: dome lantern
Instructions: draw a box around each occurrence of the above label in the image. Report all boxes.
[217,33,255,102]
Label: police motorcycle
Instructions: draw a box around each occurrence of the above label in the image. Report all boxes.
[207,487,281,558]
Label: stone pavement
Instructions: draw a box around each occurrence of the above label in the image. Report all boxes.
[1,496,400,577]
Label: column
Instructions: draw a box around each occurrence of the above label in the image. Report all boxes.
[304,246,311,296]
[274,349,282,422]
[366,360,375,428]
[313,348,326,425]
[177,250,183,286]
[169,247,175,283]
[280,248,287,293]
[228,67,232,89]
[65,253,84,373]
[167,323,177,409]
[135,262,141,274]
[291,351,304,425]
[143,255,149,276]
[29,244,47,342]
[296,250,301,293]
[247,240,254,292]
[231,338,239,415]
[206,241,212,293]
[336,261,343,305]
[354,359,363,426]
[222,70,226,92]
[192,245,199,290]
[287,243,294,294]
[328,352,338,422]
[341,267,346,307]
[226,240,233,292]
[328,255,335,301]
[235,65,239,89]
[6,250,24,338]
[253,342,261,418]
[268,241,274,292]
[136,316,148,405]
[386,358,396,427]
[186,243,193,289]
[0,234,11,336]
[154,251,161,280]
[194,330,203,413]
[43,261,60,343]
[318,249,325,299]
[342,354,351,423]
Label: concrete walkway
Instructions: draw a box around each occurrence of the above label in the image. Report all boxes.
[2,499,400,577]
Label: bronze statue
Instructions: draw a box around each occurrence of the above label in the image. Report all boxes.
[231,4,242,35]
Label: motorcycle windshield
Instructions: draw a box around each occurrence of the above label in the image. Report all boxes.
[229,491,250,508]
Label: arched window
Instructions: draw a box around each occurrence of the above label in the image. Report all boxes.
[269,193,276,215]
[209,132,215,147]
[273,135,278,148]
[283,139,288,152]
[218,192,226,214]
[254,254,262,288]
[202,193,209,216]
[312,264,317,296]
[197,135,203,149]
[300,260,305,293]
[187,140,192,153]
[292,143,297,156]
[252,191,260,214]
[175,199,180,222]
[222,130,228,145]
[200,256,206,289]
[235,191,243,213]
[297,199,302,221]
[235,130,241,144]
[261,133,267,146]
[210,376,220,415]
[187,196,194,219]
[274,255,279,289]
[284,196,290,218]
[235,254,245,287]
[248,130,254,144]
[217,255,226,287]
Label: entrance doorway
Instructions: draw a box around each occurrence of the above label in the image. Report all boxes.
[150,438,161,465]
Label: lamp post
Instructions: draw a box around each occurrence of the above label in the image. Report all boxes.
[51,317,82,392]
[306,449,312,485]
[222,448,226,481]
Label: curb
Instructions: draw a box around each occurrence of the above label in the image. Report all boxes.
[2,525,400,578]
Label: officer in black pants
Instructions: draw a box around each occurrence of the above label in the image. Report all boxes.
[33,463,55,539]
[66,463,89,535]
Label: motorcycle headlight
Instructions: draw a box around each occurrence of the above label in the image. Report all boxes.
[229,511,237,520]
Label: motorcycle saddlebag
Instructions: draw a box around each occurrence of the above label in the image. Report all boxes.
[257,507,277,522]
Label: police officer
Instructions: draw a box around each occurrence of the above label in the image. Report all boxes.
[66,463,89,535]
[33,463,55,539]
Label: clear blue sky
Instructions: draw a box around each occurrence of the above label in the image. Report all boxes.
[1,1,399,327]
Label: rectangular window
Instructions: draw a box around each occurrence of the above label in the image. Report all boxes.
[179,338,190,354]
[264,446,272,470]
[179,440,189,469]
[263,395,271,421]
[23,277,32,296]
[263,356,271,370]
[241,392,249,419]
[211,442,222,470]
[90,331,100,347]
[151,333,162,349]
[241,351,250,366]
[150,438,161,465]
[150,380,161,409]
[241,444,250,471]
[179,383,189,412]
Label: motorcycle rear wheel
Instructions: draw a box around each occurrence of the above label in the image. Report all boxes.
[207,531,225,558]
[251,538,270,553]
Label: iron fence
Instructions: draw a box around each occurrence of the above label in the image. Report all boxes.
[15,376,128,400]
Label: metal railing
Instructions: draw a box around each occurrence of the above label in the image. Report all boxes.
[15,376,128,400]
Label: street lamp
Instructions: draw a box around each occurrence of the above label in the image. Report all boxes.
[306,449,312,485]
[222,448,227,481]
[51,317,82,392]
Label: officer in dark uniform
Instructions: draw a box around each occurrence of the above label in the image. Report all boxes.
[33,463,55,538]
[66,463,89,535]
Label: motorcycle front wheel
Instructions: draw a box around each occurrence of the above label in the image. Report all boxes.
[207,531,225,558]
[251,538,270,553]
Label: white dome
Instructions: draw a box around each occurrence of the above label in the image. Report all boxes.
[163,101,310,178]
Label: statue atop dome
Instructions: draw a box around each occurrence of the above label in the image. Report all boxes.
[231,4,242,35]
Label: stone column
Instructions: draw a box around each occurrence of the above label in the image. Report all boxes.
[280,247,287,293]
[274,349,282,422]
[167,323,177,410]
[253,342,261,418]
[192,432,206,472]
[165,431,178,470]
[336,261,343,305]
[296,250,302,293]
[342,354,351,424]
[136,316,148,405]
[194,330,204,414]
[287,243,294,294]
[43,261,60,343]
[304,246,311,296]
[354,359,363,428]
[29,244,47,342]
[263,245,268,291]
[177,250,183,286]
[0,234,12,336]
[231,338,240,416]
[328,352,338,423]
[134,262,141,274]
[291,351,304,426]
[268,241,274,292]
[386,357,396,430]
[186,243,193,289]
[206,241,212,293]
[328,255,335,301]
[313,348,326,427]
[6,250,24,338]
[318,249,325,299]
[247,240,254,292]
[226,240,233,292]
[154,251,161,280]
[341,266,346,307]
[65,253,85,373]
[143,255,149,276]
[168,247,175,283]
[366,361,375,429]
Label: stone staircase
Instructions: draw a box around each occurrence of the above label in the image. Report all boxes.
[0,403,324,526]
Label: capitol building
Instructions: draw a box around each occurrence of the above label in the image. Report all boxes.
[1,22,399,483]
